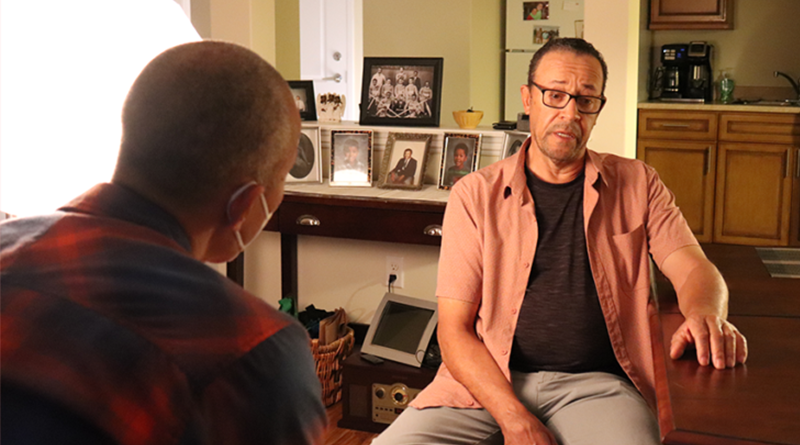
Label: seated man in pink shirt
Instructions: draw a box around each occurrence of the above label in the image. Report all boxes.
[373,38,748,445]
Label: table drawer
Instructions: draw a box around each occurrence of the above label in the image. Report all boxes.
[638,110,718,140]
[719,112,800,144]
[277,201,444,246]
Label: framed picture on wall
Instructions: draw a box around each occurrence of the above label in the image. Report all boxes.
[359,57,444,127]
[378,132,432,190]
[288,80,317,121]
[438,133,481,190]
[502,131,529,159]
[330,130,373,187]
[286,126,322,183]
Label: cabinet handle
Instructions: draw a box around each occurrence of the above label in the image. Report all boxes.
[704,147,711,176]
[423,224,442,237]
[796,148,800,178]
[786,148,792,178]
[296,215,321,226]
[660,123,690,128]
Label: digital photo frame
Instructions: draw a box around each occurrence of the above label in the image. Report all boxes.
[361,293,438,368]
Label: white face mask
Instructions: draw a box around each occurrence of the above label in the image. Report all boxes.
[227,181,273,252]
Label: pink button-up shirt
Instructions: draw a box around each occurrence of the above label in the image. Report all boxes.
[411,142,698,411]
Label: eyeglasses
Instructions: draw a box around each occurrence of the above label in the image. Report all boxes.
[531,82,606,114]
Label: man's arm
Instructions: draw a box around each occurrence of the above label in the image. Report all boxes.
[659,245,748,369]
[438,298,558,445]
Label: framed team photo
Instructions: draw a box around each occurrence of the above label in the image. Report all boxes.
[378,132,432,191]
[288,80,317,121]
[359,57,444,128]
[330,130,373,187]
[438,133,481,190]
[286,126,322,183]
[502,131,529,159]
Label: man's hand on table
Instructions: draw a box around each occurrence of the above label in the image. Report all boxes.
[669,314,748,369]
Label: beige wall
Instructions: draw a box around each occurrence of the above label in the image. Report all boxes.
[363,0,503,126]
[191,0,277,64]
[649,0,800,96]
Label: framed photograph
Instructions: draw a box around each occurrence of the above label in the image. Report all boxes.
[378,132,432,190]
[359,57,443,127]
[523,2,549,20]
[289,80,317,121]
[438,133,481,190]
[287,126,322,183]
[534,26,559,44]
[502,131,529,159]
[330,130,373,187]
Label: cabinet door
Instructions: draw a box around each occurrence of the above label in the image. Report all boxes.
[638,139,716,242]
[649,0,733,30]
[714,143,796,246]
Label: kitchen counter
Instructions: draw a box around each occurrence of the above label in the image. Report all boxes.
[639,101,800,114]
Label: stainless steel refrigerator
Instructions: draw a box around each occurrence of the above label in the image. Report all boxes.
[504,0,584,121]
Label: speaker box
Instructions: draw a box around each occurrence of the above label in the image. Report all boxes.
[338,345,437,433]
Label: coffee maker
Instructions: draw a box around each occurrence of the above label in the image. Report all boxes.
[685,41,713,102]
[654,41,713,102]
[656,43,688,100]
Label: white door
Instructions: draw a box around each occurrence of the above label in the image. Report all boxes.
[299,0,362,121]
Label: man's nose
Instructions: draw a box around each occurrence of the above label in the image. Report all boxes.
[560,97,582,121]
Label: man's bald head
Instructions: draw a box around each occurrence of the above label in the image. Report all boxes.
[114,41,298,210]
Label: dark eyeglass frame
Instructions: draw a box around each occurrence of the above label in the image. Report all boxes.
[531,82,606,114]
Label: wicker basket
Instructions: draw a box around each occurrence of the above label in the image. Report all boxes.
[310,326,355,406]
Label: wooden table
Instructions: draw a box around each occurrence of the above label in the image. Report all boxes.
[651,244,800,444]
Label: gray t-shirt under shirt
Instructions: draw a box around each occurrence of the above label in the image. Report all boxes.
[509,167,623,376]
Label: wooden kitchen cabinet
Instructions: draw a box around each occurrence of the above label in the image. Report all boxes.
[714,142,796,245]
[649,0,733,30]
[638,111,718,242]
[638,109,800,246]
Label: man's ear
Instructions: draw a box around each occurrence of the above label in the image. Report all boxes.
[226,183,265,230]
[520,85,533,115]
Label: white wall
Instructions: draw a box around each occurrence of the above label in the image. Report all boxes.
[583,0,643,159]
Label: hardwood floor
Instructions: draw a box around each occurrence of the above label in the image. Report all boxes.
[324,402,379,445]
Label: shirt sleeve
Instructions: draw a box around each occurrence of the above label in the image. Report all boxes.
[200,321,327,445]
[644,165,700,268]
[435,179,484,304]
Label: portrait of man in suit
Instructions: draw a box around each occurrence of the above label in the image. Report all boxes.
[388,148,418,185]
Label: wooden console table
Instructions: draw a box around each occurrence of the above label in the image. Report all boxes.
[651,244,800,444]
[226,182,449,309]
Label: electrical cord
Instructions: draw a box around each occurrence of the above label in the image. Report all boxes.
[388,274,397,293]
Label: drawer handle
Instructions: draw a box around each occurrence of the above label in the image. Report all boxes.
[296,215,321,226]
[423,224,442,237]
[660,123,690,128]
[796,148,800,178]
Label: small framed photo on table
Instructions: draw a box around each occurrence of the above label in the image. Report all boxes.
[438,133,481,190]
[286,126,322,183]
[288,80,317,121]
[378,132,432,191]
[502,131,529,159]
[359,57,443,127]
[330,130,373,187]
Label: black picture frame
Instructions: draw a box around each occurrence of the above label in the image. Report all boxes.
[286,126,322,183]
[359,57,443,127]
[288,80,317,121]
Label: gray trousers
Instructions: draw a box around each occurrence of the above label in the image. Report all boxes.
[371,371,660,445]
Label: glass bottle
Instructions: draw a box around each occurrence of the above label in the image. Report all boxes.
[719,69,735,104]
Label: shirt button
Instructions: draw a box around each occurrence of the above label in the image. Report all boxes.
[467,400,474,406]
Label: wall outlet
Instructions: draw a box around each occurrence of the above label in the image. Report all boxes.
[386,256,404,289]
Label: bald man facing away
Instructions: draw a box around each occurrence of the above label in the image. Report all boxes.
[1,41,327,445]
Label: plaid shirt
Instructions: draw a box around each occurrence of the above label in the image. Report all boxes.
[1,183,326,445]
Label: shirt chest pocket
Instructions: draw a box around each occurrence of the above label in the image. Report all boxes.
[608,224,650,295]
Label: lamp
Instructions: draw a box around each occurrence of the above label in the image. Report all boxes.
[0,0,200,217]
